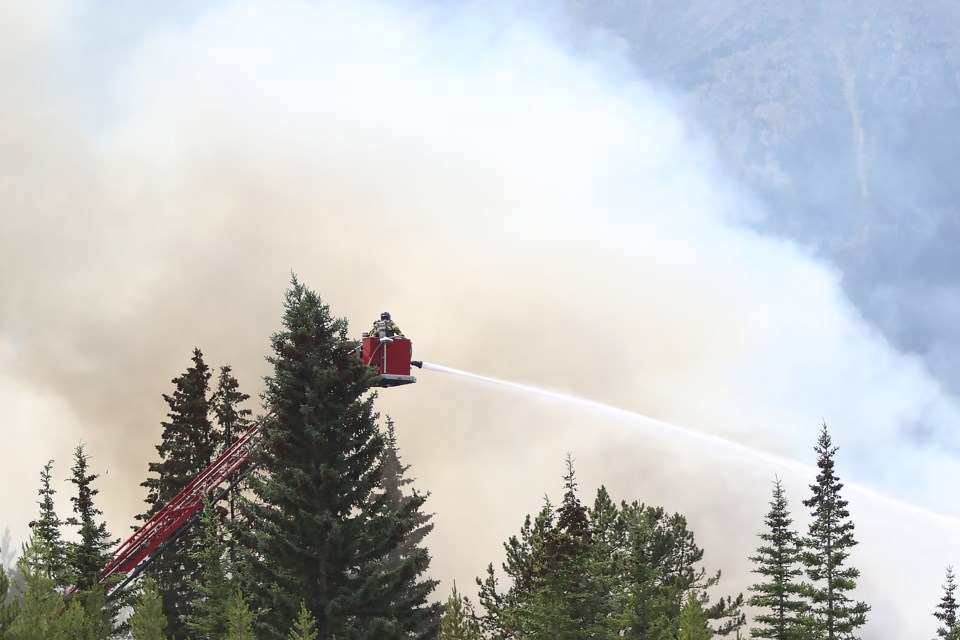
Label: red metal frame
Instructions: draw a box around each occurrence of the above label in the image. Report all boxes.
[98,422,264,590]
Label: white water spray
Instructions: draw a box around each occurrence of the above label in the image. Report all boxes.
[421,361,960,531]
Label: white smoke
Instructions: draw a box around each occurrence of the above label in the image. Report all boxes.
[0,1,957,636]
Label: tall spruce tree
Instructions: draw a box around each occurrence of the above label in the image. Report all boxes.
[748,478,808,639]
[138,347,218,639]
[211,364,251,525]
[801,423,869,640]
[28,460,68,586]
[934,566,960,640]
[65,444,115,591]
[236,278,437,639]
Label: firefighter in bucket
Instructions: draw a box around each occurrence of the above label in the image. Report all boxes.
[368,311,403,339]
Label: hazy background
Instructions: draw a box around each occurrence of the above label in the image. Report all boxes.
[1,1,959,637]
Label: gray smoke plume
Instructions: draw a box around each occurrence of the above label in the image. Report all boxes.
[1,2,957,637]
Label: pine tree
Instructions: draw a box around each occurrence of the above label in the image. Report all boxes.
[28,460,68,586]
[138,347,218,639]
[187,497,233,640]
[130,575,169,640]
[236,278,438,639]
[211,364,251,524]
[678,592,714,640]
[934,566,960,640]
[801,423,869,640]
[748,478,808,639]
[224,590,257,640]
[439,584,482,640]
[288,601,319,640]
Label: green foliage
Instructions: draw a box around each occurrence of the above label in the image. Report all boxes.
[748,478,808,639]
[130,576,169,640]
[439,584,482,640]
[0,555,17,635]
[211,364,252,525]
[478,459,744,639]
[801,423,869,640]
[225,590,257,640]
[187,497,233,640]
[65,444,116,592]
[5,536,76,640]
[678,592,713,640]
[287,601,319,640]
[138,348,219,639]
[236,278,437,639]
[934,566,960,640]
[28,460,68,586]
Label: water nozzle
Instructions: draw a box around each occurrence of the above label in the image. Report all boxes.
[410,360,423,369]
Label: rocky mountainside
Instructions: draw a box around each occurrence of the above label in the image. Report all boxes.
[562,0,960,390]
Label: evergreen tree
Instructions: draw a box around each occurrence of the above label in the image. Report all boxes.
[480,468,744,640]
[0,550,18,636]
[376,418,442,638]
[236,278,437,639]
[130,575,169,640]
[439,584,482,640]
[801,423,869,640]
[748,478,808,639]
[187,497,233,640]
[678,592,713,640]
[5,536,78,640]
[211,364,251,524]
[65,444,116,591]
[138,347,218,639]
[224,590,257,640]
[520,456,615,639]
[934,566,960,640]
[288,601,319,640]
[28,460,68,586]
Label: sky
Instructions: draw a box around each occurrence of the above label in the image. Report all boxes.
[1,1,958,637]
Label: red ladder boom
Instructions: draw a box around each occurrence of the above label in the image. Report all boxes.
[100,421,264,593]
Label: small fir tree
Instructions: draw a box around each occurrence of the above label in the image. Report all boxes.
[130,575,169,640]
[801,422,869,640]
[225,590,257,640]
[377,418,442,638]
[138,348,218,639]
[934,566,960,640]
[678,592,713,640]
[288,601,319,640]
[748,478,808,639]
[439,584,482,640]
[187,497,233,640]
[28,460,68,586]
[5,536,75,640]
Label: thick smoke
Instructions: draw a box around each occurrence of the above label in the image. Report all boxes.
[1,1,958,637]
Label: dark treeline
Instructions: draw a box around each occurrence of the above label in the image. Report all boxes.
[0,280,955,639]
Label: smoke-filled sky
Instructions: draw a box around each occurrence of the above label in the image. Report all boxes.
[2,1,958,637]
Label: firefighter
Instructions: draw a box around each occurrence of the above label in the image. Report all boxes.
[370,311,403,339]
